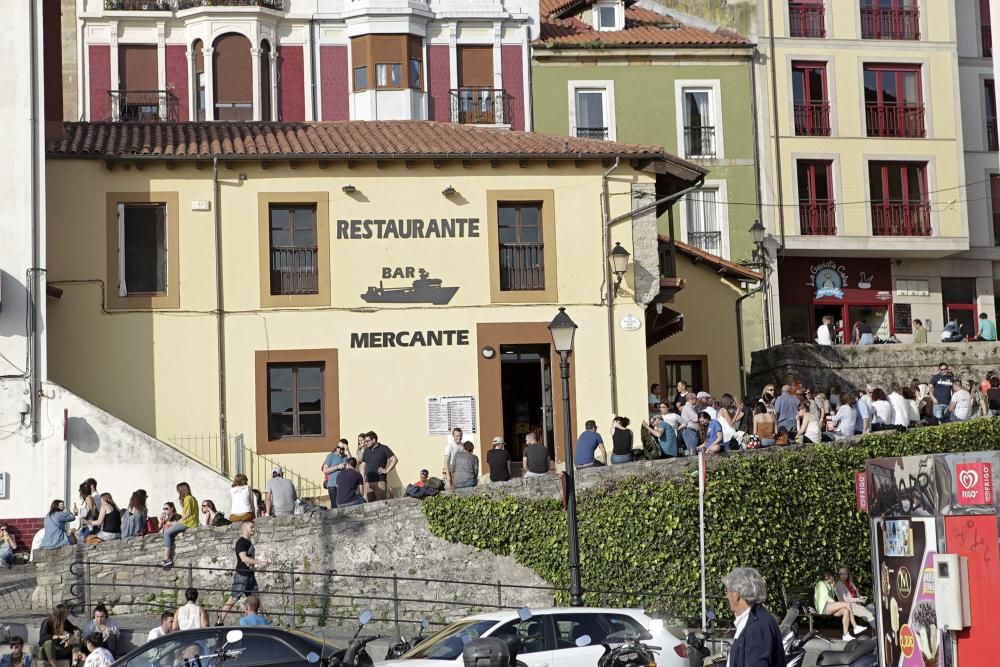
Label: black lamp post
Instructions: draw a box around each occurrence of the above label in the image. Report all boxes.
[748,220,772,348]
[548,307,584,607]
[609,242,631,295]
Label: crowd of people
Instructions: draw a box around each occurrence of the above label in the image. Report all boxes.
[813,313,998,345]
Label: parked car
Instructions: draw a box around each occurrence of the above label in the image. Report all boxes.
[111,625,339,667]
[376,608,687,667]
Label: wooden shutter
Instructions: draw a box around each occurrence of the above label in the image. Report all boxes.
[351,35,370,70]
[458,46,493,88]
[372,35,404,64]
[193,40,204,73]
[213,34,252,103]
[119,45,158,91]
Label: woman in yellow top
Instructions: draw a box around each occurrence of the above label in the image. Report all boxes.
[162,482,198,568]
[815,570,865,641]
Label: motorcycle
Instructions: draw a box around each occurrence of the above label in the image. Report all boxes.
[685,612,730,667]
[463,609,534,667]
[386,618,431,659]
[815,638,878,667]
[328,610,379,667]
[780,602,831,667]
[591,630,661,667]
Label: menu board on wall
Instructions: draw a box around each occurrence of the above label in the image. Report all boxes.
[894,303,913,334]
[427,395,477,435]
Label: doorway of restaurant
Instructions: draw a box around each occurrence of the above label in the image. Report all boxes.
[813,304,846,344]
[942,277,978,340]
[499,344,554,470]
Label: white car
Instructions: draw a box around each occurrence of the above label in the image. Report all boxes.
[376,608,687,667]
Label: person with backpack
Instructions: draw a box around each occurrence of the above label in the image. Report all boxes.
[641,415,677,458]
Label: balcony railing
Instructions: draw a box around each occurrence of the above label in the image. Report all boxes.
[788,2,826,38]
[106,0,284,7]
[799,200,837,235]
[499,243,545,291]
[107,90,179,122]
[865,103,925,138]
[984,25,992,57]
[794,102,831,136]
[686,230,723,255]
[871,201,932,236]
[988,117,998,151]
[450,88,510,125]
[576,127,609,140]
[270,246,319,295]
[684,126,716,158]
[861,7,920,40]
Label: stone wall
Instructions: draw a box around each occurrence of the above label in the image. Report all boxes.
[32,498,553,634]
[748,341,1000,394]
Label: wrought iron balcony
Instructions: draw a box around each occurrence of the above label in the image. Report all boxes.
[861,6,920,40]
[105,0,284,7]
[270,246,319,295]
[683,126,716,158]
[499,243,545,291]
[794,102,831,136]
[575,127,609,140]
[108,90,179,122]
[871,201,932,236]
[104,0,171,8]
[686,230,723,255]
[449,88,510,125]
[799,200,837,235]
[865,103,925,138]
[788,2,826,38]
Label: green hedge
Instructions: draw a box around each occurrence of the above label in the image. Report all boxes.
[422,419,1000,621]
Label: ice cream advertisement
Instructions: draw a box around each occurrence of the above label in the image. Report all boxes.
[876,517,944,667]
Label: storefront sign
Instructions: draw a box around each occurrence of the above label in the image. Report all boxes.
[955,461,993,506]
[856,471,870,511]
[876,290,892,301]
[336,218,480,240]
[361,268,459,305]
[350,329,470,348]
[809,261,848,299]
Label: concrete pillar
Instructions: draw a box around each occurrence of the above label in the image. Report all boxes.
[251,47,262,121]
[185,48,196,121]
[203,46,215,121]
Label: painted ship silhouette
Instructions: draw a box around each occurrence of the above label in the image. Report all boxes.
[360,269,459,305]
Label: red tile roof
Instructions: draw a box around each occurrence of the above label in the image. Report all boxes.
[669,237,762,282]
[49,120,684,162]
[540,0,638,18]
[537,5,749,48]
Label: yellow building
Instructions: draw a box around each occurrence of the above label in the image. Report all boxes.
[757,1,982,343]
[45,120,711,492]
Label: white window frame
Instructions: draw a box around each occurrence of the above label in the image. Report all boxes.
[674,79,724,159]
[592,1,624,31]
[567,80,617,141]
[680,180,730,261]
[117,202,169,297]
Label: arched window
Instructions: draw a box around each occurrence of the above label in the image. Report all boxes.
[261,40,272,121]
[192,39,205,121]
[213,33,252,120]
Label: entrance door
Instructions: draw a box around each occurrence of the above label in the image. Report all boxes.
[660,357,707,394]
[942,277,977,339]
[848,304,890,341]
[813,304,846,343]
[500,345,555,470]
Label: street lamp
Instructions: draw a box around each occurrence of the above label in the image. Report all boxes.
[548,307,584,607]
[608,242,630,294]
[747,220,772,349]
[749,219,766,245]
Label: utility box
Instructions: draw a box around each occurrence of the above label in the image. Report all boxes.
[864,452,1000,667]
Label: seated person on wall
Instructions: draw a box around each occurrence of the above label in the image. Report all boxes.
[82,605,120,657]
[39,604,81,667]
[814,570,866,642]
[73,633,113,667]
[834,566,875,627]
[0,524,16,568]
[941,318,965,343]
[0,635,32,667]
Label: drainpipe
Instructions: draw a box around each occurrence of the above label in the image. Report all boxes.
[310,19,320,121]
[736,284,763,398]
[28,0,43,445]
[213,158,229,475]
[765,0,786,248]
[602,159,621,414]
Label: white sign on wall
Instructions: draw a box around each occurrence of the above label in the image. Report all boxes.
[619,314,642,331]
[427,395,478,435]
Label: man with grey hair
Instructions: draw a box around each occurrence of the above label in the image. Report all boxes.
[723,567,783,667]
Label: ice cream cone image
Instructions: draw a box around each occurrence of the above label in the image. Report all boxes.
[912,601,939,667]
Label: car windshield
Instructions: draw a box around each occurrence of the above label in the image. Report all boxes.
[403,620,498,660]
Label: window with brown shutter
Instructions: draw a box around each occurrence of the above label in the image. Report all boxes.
[193,40,206,121]
[119,45,158,91]
[213,33,252,120]
[458,46,493,88]
[351,34,423,91]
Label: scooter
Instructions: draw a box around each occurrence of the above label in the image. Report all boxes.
[685,612,729,667]
[596,630,661,667]
[329,610,379,667]
[386,618,431,659]
[463,608,534,667]
[815,638,878,667]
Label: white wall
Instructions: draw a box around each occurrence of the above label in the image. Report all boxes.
[0,379,233,522]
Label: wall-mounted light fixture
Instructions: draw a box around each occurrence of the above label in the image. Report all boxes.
[442,186,456,197]
[609,242,630,294]
[481,346,496,359]
[342,184,357,194]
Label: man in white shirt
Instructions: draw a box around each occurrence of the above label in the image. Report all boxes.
[887,384,910,427]
[815,315,833,345]
[946,382,974,422]
[442,428,466,487]
[697,392,717,420]
[147,612,173,642]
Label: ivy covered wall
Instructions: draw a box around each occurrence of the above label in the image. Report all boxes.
[422,419,1000,621]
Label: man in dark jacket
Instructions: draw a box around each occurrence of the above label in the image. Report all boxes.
[723,567,784,667]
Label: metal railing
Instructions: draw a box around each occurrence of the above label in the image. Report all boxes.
[234,439,326,500]
[865,103,925,138]
[449,88,510,125]
[686,230,723,255]
[575,127,609,140]
[108,90,179,122]
[798,200,837,235]
[871,201,932,236]
[861,6,920,40]
[683,126,716,158]
[788,2,826,38]
[987,117,998,152]
[793,101,831,136]
[66,558,723,628]
[106,0,284,8]
[105,0,171,8]
[499,243,545,291]
[270,246,319,295]
[657,240,677,279]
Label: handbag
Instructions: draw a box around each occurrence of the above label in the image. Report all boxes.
[145,516,160,534]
